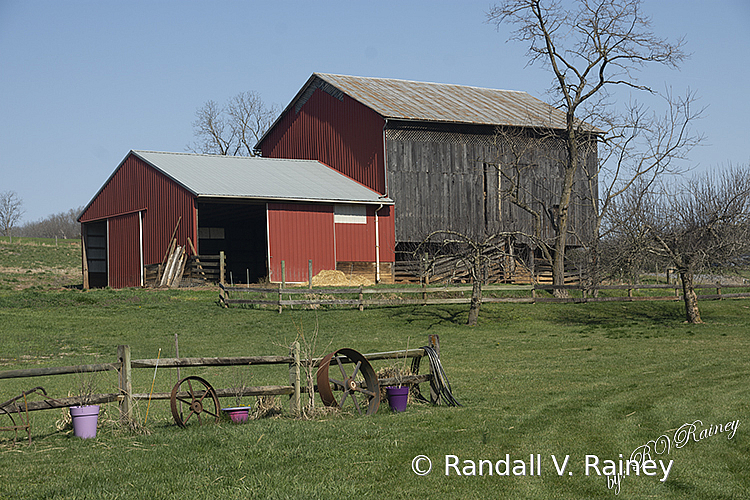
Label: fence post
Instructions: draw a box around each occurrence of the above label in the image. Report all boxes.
[309,259,313,290]
[219,251,225,285]
[117,345,133,427]
[278,283,283,314]
[358,285,364,312]
[289,341,301,417]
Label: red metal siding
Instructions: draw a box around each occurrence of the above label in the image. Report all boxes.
[335,205,395,262]
[267,203,335,283]
[377,205,395,262]
[80,154,197,269]
[260,89,387,193]
[107,212,141,288]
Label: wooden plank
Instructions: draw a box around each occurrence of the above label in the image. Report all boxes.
[307,348,426,366]
[282,287,362,295]
[280,299,361,306]
[130,355,293,369]
[19,393,120,412]
[0,363,120,380]
[222,299,278,306]
[481,297,536,304]
[130,385,295,401]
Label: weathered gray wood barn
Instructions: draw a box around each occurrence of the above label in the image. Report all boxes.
[257,73,598,281]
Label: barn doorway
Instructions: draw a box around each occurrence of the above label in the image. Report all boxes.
[82,220,107,288]
[197,202,268,284]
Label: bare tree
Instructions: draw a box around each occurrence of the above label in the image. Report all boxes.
[581,88,702,288]
[487,0,691,296]
[610,164,750,323]
[188,91,278,156]
[0,190,24,243]
[19,207,83,239]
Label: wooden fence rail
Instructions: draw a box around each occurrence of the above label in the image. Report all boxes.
[0,336,440,425]
[219,282,750,310]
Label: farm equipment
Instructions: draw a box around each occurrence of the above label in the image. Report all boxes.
[0,386,58,445]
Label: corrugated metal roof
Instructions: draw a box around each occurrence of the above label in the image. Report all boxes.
[314,73,578,130]
[131,151,392,205]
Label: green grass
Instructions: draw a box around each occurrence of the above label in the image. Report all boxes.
[0,285,748,499]
[0,240,748,498]
[0,238,81,290]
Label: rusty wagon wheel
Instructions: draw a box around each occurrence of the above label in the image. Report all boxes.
[170,376,221,428]
[316,348,380,416]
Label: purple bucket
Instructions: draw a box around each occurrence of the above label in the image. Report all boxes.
[222,407,250,423]
[386,386,409,412]
[70,405,100,439]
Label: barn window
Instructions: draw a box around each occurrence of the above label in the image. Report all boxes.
[198,227,225,239]
[334,204,367,224]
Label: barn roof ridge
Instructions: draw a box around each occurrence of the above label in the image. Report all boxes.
[257,73,599,151]
[315,72,529,95]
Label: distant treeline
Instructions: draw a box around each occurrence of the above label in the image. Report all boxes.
[18,207,83,240]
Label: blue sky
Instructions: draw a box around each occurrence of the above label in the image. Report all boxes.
[1,0,748,223]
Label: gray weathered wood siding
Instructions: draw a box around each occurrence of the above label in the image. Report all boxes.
[385,122,597,247]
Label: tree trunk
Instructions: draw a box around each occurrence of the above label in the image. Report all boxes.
[552,126,579,299]
[552,164,577,298]
[467,280,482,326]
[679,271,703,324]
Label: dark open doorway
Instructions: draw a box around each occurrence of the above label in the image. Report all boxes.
[83,220,107,288]
[197,201,268,284]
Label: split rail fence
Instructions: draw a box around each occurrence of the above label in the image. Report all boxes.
[0,335,440,429]
[220,282,750,311]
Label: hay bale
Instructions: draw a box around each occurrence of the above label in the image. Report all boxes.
[311,269,373,287]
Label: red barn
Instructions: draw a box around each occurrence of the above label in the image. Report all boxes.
[257,73,598,282]
[78,150,394,288]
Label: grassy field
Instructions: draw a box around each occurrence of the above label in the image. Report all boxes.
[0,240,748,499]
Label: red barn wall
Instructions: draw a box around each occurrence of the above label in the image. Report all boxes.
[79,154,197,287]
[267,203,335,283]
[335,205,395,262]
[266,203,394,283]
[107,212,141,288]
[259,88,387,193]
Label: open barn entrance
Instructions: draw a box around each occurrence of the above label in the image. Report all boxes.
[197,201,268,284]
[82,220,108,288]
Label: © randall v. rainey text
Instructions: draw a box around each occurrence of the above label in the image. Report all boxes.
[443,454,673,482]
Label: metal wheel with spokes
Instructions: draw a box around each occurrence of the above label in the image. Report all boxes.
[316,348,380,416]
[170,376,221,428]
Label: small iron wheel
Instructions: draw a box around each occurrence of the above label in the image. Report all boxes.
[316,348,380,416]
[170,376,220,428]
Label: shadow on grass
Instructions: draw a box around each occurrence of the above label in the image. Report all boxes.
[547,301,685,328]
[386,305,467,328]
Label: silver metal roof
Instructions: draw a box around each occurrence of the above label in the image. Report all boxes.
[132,151,392,205]
[314,73,574,130]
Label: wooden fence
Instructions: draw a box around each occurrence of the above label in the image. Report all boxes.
[0,336,440,426]
[219,282,750,310]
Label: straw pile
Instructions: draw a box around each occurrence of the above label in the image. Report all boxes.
[311,270,373,287]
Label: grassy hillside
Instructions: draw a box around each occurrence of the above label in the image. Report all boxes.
[0,237,82,290]
[0,241,748,499]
